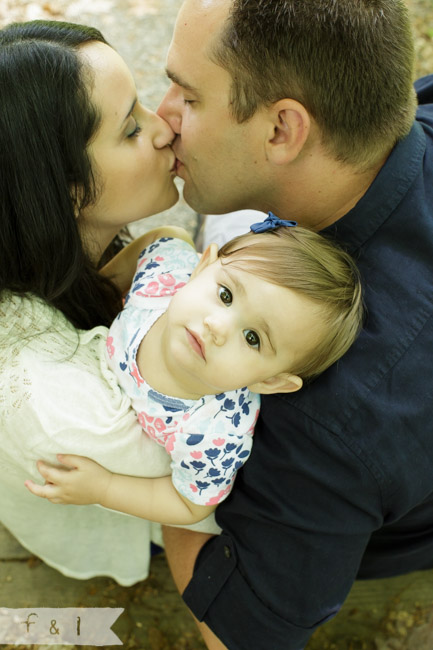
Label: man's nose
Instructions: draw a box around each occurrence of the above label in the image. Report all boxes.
[204,314,229,346]
[157,85,182,135]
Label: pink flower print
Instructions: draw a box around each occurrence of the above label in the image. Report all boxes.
[154,418,166,434]
[138,257,147,268]
[106,336,115,359]
[145,281,159,295]
[165,434,176,454]
[247,408,260,436]
[212,438,225,446]
[138,412,160,440]
[175,282,186,291]
[155,256,164,261]
[182,413,190,421]
[160,287,175,296]
[130,363,144,388]
[146,425,156,440]
[205,485,232,506]
[158,273,176,287]
[137,412,147,429]
[190,451,203,459]
[190,484,198,493]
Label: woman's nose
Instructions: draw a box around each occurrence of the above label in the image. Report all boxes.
[151,110,176,149]
[204,314,228,346]
[157,84,182,136]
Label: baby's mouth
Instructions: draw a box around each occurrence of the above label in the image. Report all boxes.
[186,328,206,360]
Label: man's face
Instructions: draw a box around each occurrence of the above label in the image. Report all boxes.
[157,0,271,215]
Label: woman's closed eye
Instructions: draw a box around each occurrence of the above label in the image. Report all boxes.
[218,285,232,305]
[243,329,260,349]
[127,120,142,138]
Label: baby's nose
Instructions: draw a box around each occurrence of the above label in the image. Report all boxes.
[204,315,228,346]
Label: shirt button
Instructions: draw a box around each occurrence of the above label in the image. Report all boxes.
[224,545,231,559]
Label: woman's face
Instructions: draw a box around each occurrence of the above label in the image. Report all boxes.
[78,42,178,253]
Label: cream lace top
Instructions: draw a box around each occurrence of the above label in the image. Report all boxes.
[0,292,174,585]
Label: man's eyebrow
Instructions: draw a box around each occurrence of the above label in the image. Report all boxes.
[165,68,200,96]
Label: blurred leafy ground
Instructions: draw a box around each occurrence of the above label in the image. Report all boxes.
[0,1,432,649]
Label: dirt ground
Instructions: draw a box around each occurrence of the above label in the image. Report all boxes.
[0,1,432,649]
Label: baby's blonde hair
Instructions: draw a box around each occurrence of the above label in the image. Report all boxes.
[218,226,363,379]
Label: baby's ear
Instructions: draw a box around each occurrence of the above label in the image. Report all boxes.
[190,243,219,279]
[248,373,303,395]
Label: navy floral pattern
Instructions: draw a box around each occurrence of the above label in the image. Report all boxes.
[106,238,260,505]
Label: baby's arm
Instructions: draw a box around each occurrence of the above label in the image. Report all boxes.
[101,226,195,295]
[25,455,215,525]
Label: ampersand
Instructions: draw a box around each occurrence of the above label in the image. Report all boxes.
[50,620,59,635]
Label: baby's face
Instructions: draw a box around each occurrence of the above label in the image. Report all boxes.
[163,256,324,397]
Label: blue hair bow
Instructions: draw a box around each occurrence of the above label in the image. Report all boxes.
[250,212,297,233]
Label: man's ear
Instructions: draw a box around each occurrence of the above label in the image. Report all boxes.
[190,243,219,279]
[265,98,311,165]
[248,372,303,395]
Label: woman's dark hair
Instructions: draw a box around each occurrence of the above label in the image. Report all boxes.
[0,20,123,329]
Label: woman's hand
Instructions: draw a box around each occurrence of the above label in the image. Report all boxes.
[24,454,112,506]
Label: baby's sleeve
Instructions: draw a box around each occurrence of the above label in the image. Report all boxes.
[126,238,199,305]
[168,391,261,506]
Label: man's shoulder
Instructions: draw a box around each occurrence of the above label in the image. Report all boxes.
[415,74,433,106]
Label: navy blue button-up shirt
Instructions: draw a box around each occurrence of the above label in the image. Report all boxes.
[184,75,433,650]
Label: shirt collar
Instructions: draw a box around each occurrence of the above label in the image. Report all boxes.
[322,121,426,253]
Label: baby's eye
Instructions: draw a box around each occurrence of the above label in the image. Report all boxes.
[218,285,232,305]
[243,329,260,349]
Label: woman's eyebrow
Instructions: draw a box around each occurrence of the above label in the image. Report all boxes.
[121,98,137,126]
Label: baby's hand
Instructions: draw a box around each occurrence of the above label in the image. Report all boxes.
[24,454,112,506]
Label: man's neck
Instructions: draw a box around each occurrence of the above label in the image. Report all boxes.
[261,147,389,231]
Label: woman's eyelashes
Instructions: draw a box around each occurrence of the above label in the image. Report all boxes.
[127,120,142,138]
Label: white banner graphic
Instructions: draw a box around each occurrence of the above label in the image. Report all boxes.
[0,608,124,645]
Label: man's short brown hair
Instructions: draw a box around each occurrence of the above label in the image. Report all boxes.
[211,0,417,170]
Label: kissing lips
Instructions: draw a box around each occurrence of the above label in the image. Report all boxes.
[186,329,205,360]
